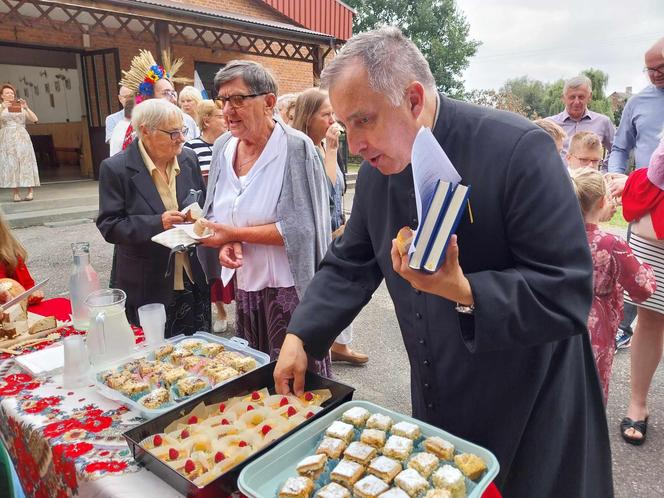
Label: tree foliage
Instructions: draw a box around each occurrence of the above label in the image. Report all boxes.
[345,0,481,97]
[465,89,532,117]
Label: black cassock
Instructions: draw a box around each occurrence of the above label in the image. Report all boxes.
[289,95,614,497]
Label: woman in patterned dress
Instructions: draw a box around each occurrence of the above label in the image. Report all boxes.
[197,60,331,377]
[0,84,40,202]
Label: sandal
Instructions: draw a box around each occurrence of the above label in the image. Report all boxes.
[620,416,648,445]
[12,193,21,202]
[24,191,33,201]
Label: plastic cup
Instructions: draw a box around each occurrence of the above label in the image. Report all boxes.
[62,335,91,389]
[138,303,166,347]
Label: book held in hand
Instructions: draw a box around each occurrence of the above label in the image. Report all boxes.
[409,180,471,273]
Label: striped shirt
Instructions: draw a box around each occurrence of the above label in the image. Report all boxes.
[184,137,214,175]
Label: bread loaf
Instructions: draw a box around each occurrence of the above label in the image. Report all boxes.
[395,227,414,257]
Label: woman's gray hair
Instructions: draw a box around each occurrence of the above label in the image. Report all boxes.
[321,26,436,106]
[564,75,592,94]
[131,99,183,138]
[214,60,278,96]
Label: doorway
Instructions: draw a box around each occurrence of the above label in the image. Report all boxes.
[0,44,88,182]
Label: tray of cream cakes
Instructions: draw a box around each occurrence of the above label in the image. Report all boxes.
[94,332,270,418]
[123,363,355,497]
[237,400,499,498]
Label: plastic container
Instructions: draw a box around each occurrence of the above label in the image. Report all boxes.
[123,362,355,497]
[94,332,270,418]
[238,400,500,498]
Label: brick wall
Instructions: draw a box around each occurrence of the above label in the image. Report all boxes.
[172,44,315,96]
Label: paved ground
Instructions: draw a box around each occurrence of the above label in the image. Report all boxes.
[11,215,664,497]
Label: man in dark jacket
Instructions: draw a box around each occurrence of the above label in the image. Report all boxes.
[274,27,613,497]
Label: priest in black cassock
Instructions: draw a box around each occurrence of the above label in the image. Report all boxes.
[272,27,613,497]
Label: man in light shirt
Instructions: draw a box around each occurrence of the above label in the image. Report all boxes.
[104,85,133,143]
[547,75,614,165]
[609,38,664,351]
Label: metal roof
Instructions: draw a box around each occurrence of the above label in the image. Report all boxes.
[115,0,338,43]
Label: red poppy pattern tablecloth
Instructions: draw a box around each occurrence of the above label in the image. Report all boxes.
[0,323,248,498]
[0,299,501,498]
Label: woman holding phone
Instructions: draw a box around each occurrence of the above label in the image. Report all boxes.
[0,84,40,202]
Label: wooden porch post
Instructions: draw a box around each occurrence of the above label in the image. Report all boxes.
[155,21,171,55]
[313,45,323,86]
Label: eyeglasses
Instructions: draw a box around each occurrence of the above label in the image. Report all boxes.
[157,127,188,140]
[571,155,601,167]
[214,93,268,108]
[644,65,664,77]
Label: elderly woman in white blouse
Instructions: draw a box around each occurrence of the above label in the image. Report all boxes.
[198,60,331,377]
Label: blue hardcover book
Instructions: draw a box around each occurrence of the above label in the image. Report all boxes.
[421,183,471,274]
[409,179,453,271]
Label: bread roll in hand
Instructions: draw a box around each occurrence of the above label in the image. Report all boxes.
[395,226,414,256]
[193,218,211,237]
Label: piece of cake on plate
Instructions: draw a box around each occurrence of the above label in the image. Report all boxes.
[378,489,409,498]
[162,367,188,386]
[316,436,347,459]
[330,459,364,487]
[432,465,465,498]
[367,455,401,484]
[354,474,390,498]
[390,421,421,440]
[341,406,371,427]
[325,420,355,444]
[366,413,393,431]
[382,435,413,461]
[423,436,455,461]
[407,452,439,478]
[343,441,377,466]
[140,388,170,409]
[453,453,487,481]
[176,376,207,397]
[296,453,327,479]
[200,342,224,357]
[394,468,429,497]
[278,476,314,498]
[154,343,174,361]
[361,428,387,449]
[424,490,452,498]
[315,482,351,498]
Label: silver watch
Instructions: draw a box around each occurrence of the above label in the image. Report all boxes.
[455,303,475,314]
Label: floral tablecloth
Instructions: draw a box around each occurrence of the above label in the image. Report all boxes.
[0,299,501,498]
[0,299,245,498]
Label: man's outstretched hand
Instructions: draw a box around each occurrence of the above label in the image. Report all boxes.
[274,334,309,396]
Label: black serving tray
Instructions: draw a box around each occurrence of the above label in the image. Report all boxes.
[123,361,354,497]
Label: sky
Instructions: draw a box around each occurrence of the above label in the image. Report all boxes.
[458,0,664,95]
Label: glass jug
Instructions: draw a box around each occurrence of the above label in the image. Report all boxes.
[69,242,100,330]
[85,289,135,367]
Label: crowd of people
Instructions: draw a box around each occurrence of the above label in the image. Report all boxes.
[1,25,663,497]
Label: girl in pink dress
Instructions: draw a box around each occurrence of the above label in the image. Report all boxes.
[570,167,656,403]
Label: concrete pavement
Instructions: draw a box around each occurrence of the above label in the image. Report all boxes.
[10,217,664,498]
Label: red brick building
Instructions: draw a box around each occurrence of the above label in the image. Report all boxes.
[0,0,354,179]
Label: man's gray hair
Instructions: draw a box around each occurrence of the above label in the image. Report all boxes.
[131,99,183,138]
[214,60,278,96]
[564,75,592,94]
[277,93,297,110]
[321,26,436,106]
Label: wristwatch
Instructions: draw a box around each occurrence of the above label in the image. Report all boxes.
[455,303,475,315]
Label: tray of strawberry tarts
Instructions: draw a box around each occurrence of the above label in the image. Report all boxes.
[123,362,355,497]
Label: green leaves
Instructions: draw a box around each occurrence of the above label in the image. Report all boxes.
[346,0,481,97]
